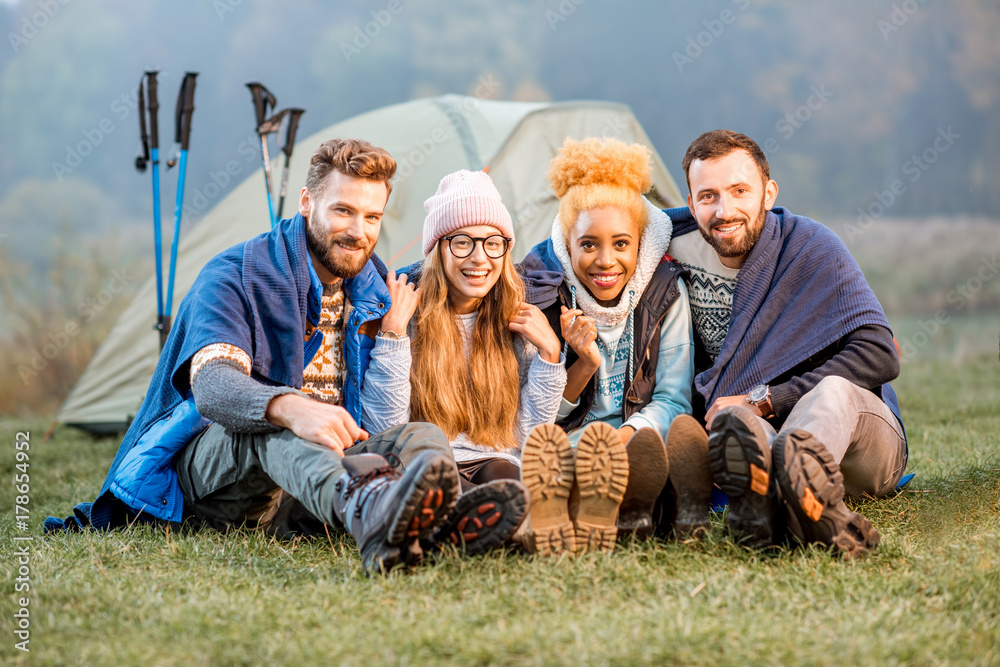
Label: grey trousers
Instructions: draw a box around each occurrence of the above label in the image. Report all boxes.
[756,376,907,498]
[174,421,455,534]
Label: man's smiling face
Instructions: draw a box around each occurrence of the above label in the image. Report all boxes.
[687,149,778,269]
[299,170,388,282]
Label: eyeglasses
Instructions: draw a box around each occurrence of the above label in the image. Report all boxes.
[442,233,511,259]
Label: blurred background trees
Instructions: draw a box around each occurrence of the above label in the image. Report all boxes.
[1,0,997,416]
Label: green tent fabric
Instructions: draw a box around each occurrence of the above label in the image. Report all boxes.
[58,95,684,433]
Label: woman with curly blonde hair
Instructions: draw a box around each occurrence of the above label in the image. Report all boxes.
[519,137,705,556]
[361,169,567,555]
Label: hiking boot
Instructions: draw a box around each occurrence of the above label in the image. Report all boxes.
[574,422,629,553]
[617,427,669,540]
[772,429,880,559]
[429,479,529,556]
[333,451,458,575]
[708,406,778,548]
[521,424,576,556]
[665,414,713,539]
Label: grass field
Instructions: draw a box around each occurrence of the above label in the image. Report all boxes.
[1,357,998,666]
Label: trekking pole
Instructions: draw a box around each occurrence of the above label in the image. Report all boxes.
[134,71,168,350]
[163,71,198,342]
[276,108,305,220]
[246,82,279,226]
[257,108,290,227]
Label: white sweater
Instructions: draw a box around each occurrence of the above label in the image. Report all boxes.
[361,312,567,466]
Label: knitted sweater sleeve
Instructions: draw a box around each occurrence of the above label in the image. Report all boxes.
[191,359,302,434]
[769,324,900,422]
[359,334,412,435]
[513,339,568,448]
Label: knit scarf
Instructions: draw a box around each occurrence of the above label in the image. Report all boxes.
[550,198,673,327]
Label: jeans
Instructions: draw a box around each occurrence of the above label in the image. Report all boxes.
[174,422,455,534]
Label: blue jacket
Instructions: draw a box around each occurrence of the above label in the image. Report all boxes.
[46,214,390,531]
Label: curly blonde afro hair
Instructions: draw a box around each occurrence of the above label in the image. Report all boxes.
[547,137,653,240]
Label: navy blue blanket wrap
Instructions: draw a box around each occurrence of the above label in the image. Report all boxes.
[664,206,902,427]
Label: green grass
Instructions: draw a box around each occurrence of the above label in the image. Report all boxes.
[2,357,998,666]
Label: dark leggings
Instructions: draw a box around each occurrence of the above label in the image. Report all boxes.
[456,458,520,492]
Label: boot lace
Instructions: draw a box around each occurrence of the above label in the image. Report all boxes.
[344,453,402,518]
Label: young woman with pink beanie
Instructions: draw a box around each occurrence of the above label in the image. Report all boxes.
[360,169,567,555]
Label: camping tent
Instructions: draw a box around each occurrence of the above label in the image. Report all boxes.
[59,95,684,433]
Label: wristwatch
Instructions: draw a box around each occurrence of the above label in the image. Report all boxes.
[746,384,775,419]
[378,329,404,340]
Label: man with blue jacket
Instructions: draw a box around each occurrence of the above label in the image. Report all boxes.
[47,139,460,574]
[666,130,907,557]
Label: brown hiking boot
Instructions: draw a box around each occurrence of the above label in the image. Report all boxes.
[617,427,669,540]
[665,414,713,538]
[708,406,778,548]
[772,429,880,559]
[521,424,576,556]
[574,422,629,553]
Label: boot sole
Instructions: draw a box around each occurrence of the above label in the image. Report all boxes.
[521,424,576,556]
[391,453,460,546]
[772,429,880,559]
[618,427,669,540]
[432,479,529,556]
[575,422,629,553]
[708,409,775,547]
[666,414,712,539]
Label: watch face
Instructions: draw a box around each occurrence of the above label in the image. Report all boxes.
[749,385,768,402]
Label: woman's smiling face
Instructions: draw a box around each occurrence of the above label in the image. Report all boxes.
[568,206,640,307]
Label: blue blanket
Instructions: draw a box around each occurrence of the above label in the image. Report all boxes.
[664,206,899,410]
[47,214,390,531]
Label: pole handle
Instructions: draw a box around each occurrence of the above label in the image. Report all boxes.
[135,75,149,171]
[174,72,198,151]
[147,70,159,151]
[246,82,276,128]
[257,108,289,136]
[282,108,305,158]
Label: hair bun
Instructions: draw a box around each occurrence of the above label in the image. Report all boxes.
[547,137,653,198]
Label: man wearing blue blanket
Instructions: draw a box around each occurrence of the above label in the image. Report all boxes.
[665,130,906,558]
[46,139,462,574]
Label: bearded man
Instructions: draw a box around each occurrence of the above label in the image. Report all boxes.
[46,139,461,574]
[664,130,907,557]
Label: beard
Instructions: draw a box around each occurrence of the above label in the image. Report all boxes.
[305,210,374,279]
[698,199,767,259]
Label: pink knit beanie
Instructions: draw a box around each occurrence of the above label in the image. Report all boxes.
[422,170,515,256]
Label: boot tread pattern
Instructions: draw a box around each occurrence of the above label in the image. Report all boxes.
[774,430,880,559]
